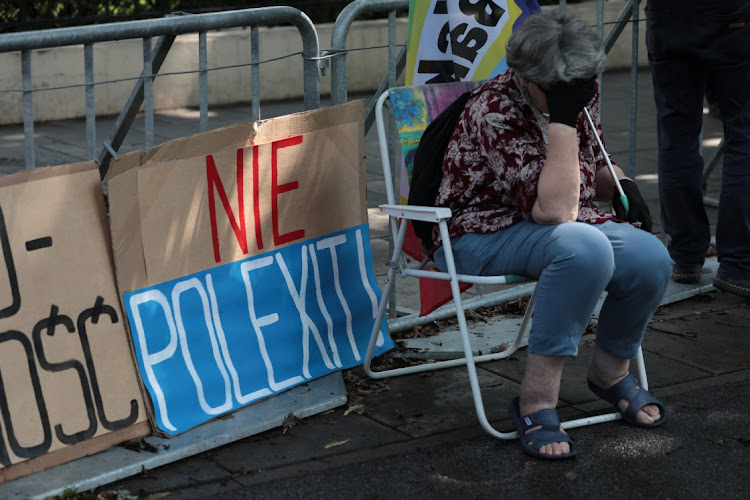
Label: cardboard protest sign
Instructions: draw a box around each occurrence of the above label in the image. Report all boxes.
[108,101,394,436]
[0,162,150,484]
[405,0,540,86]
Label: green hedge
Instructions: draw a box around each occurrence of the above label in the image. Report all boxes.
[1,0,579,33]
[1,1,360,32]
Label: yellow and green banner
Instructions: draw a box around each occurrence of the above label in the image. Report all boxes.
[406,0,541,86]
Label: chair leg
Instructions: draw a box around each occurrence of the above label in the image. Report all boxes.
[633,346,649,390]
[450,273,520,439]
[437,222,520,439]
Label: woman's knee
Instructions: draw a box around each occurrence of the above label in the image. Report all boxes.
[547,223,615,278]
[614,232,673,291]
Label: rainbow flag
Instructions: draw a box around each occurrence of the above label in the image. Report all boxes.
[406,0,541,86]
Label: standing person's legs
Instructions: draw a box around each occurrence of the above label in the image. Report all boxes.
[646,8,711,278]
[707,15,750,292]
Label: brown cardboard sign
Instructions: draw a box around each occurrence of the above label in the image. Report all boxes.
[0,162,149,483]
[108,101,393,437]
[109,101,368,290]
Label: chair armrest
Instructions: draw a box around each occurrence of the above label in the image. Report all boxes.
[379,204,453,223]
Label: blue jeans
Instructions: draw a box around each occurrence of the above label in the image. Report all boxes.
[433,222,673,358]
[646,0,750,278]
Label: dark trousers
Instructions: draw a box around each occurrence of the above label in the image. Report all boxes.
[646,0,750,278]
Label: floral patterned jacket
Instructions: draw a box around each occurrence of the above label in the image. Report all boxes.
[432,69,618,249]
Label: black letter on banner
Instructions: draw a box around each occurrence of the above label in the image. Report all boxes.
[437,21,452,54]
[459,0,506,27]
[0,330,52,460]
[0,427,9,466]
[433,0,448,14]
[33,305,97,445]
[438,23,487,62]
[0,375,9,466]
[0,207,21,319]
[417,60,470,84]
[77,296,138,431]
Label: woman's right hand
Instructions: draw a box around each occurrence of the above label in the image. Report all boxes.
[545,78,596,127]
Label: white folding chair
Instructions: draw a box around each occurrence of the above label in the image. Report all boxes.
[363,84,650,439]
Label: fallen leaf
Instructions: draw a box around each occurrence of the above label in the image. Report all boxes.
[122,440,143,453]
[141,439,158,453]
[490,343,509,354]
[122,438,159,454]
[324,439,351,449]
[344,404,366,415]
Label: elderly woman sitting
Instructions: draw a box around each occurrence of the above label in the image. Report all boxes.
[430,10,672,460]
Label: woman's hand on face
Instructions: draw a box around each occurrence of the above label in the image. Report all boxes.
[544,78,596,127]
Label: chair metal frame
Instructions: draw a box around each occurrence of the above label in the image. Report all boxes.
[363,87,649,439]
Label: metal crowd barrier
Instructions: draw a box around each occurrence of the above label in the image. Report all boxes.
[330,0,406,133]
[0,7,320,180]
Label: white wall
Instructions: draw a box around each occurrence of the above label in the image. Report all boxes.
[0,0,646,125]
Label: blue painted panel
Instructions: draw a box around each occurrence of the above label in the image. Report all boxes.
[123,224,392,436]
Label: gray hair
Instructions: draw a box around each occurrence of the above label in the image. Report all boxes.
[506,9,606,88]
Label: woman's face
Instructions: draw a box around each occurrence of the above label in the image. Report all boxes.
[519,77,549,117]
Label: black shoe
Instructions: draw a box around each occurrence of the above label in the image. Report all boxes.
[672,269,702,284]
[712,275,750,298]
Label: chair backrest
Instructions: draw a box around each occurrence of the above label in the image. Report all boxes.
[385,81,483,206]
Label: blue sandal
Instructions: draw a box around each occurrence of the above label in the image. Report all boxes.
[587,374,667,428]
[509,397,576,460]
